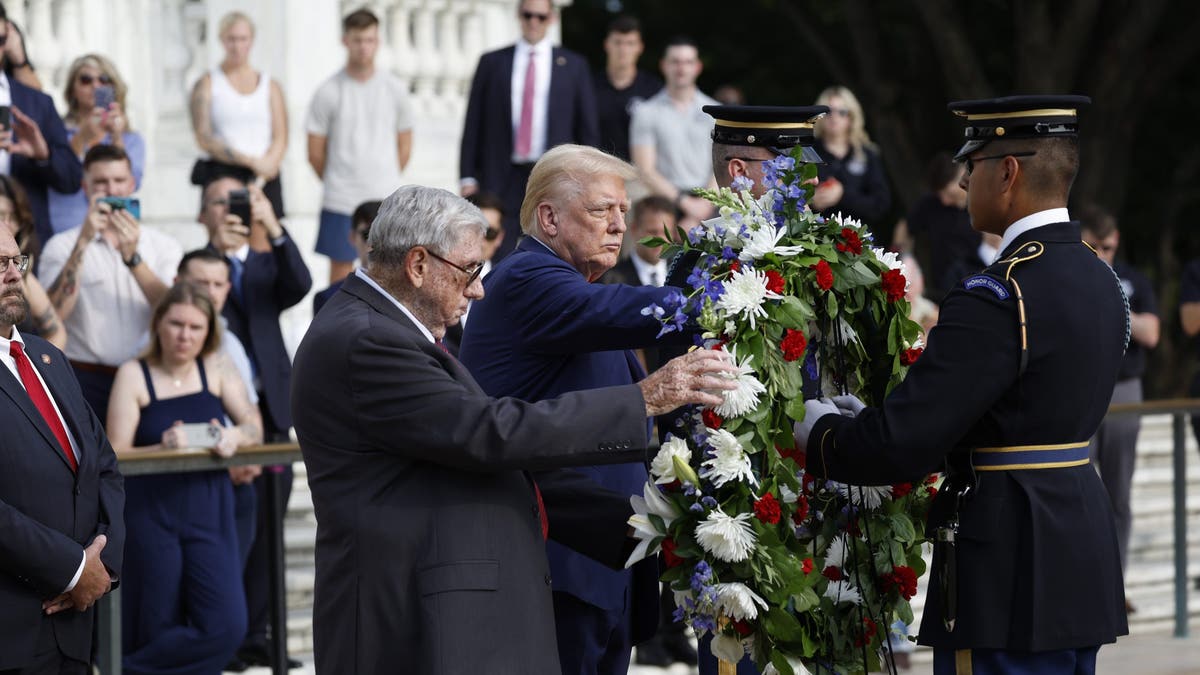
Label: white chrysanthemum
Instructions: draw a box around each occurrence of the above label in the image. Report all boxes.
[872,246,904,272]
[713,582,768,621]
[824,534,850,568]
[852,484,893,510]
[714,347,767,419]
[695,508,758,562]
[625,482,682,568]
[739,223,807,262]
[716,267,780,329]
[824,579,863,605]
[711,632,748,664]
[835,316,860,345]
[650,436,692,484]
[701,429,758,488]
[831,211,865,231]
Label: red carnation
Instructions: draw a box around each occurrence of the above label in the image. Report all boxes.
[753,492,782,525]
[881,268,907,302]
[926,473,940,485]
[927,486,939,497]
[802,557,815,574]
[883,565,919,600]
[792,493,810,524]
[900,347,924,366]
[702,409,723,429]
[732,619,755,636]
[729,260,741,272]
[780,329,808,362]
[855,617,878,647]
[778,443,806,469]
[822,565,843,581]
[835,228,863,255]
[661,537,684,568]
[891,482,914,498]
[813,260,834,291]
[764,269,786,294]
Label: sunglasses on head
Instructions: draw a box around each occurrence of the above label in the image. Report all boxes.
[77,74,113,86]
[520,10,550,22]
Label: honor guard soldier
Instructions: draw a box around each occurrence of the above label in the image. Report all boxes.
[704,105,829,197]
[794,95,1130,674]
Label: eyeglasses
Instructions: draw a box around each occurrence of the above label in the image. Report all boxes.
[77,74,113,86]
[723,155,775,164]
[964,151,1037,175]
[0,255,31,274]
[520,10,550,22]
[484,227,502,242]
[426,249,485,285]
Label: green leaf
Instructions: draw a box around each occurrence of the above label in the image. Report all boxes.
[764,606,805,642]
[825,292,839,318]
[785,396,807,423]
[888,513,917,544]
[640,236,673,249]
[793,587,820,613]
[770,651,796,675]
[778,296,816,329]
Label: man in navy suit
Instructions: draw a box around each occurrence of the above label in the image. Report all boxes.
[0,8,83,249]
[199,173,311,669]
[460,144,693,675]
[459,0,600,261]
[0,228,124,673]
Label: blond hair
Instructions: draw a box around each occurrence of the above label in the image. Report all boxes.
[219,11,255,39]
[63,54,131,128]
[520,145,638,235]
[815,85,876,160]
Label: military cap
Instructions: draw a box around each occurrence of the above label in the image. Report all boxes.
[703,105,830,163]
[948,94,1091,160]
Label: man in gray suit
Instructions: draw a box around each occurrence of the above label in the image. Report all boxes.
[291,184,733,674]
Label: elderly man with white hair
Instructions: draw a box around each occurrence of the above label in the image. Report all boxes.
[291,184,733,675]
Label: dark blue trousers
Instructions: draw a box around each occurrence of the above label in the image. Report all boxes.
[934,646,1099,675]
[122,473,246,675]
[553,590,633,675]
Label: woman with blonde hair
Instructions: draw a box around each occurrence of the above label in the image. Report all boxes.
[811,85,891,226]
[48,53,146,233]
[189,11,289,225]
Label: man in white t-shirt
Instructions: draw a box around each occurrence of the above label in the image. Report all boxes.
[38,144,181,421]
[306,7,414,285]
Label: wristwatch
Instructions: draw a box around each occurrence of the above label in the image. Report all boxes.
[123,252,142,268]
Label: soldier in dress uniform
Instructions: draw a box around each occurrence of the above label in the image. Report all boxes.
[794,95,1129,674]
[705,104,829,196]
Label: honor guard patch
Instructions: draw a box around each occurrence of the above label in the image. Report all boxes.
[964,275,1010,299]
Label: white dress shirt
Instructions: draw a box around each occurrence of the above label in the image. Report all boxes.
[510,37,553,163]
[0,72,12,176]
[995,208,1071,262]
[355,268,434,344]
[629,254,667,287]
[0,328,86,591]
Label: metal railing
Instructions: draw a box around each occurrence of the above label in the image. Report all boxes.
[1107,398,1200,639]
[97,443,302,675]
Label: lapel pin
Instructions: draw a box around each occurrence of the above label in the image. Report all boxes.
[556,56,566,67]
[41,354,51,365]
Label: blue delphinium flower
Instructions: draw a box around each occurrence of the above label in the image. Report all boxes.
[687,226,703,245]
[721,246,737,261]
[731,175,754,192]
[690,561,713,592]
[701,495,718,509]
[641,303,666,320]
[690,502,705,513]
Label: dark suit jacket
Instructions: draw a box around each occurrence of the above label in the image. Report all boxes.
[0,333,124,669]
[311,280,342,316]
[459,238,690,643]
[292,273,653,674]
[10,78,83,251]
[600,256,665,373]
[459,45,600,193]
[808,223,1128,651]
[218,233,312,434]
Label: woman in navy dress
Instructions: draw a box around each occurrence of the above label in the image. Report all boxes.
[106,282,263,675]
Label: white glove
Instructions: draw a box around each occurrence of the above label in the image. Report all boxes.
[793,397,841,452]
[831,394,866,417]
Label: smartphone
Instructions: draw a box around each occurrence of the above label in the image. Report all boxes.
[98,196,141,220]
[178,422,221,449]
[0,105,10,130]
[228,189,251,226]
[94,85,114,110]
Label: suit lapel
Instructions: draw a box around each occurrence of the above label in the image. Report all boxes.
[546,47,566,143]
[0,349,76,472]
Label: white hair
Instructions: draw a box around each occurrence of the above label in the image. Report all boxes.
[368,185,488,269]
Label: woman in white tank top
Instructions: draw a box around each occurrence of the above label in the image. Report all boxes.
[189,11,288,226]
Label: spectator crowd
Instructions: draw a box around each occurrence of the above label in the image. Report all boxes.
[0,0,1190,674]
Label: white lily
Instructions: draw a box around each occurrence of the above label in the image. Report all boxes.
[625,482,683,568]
[650,436,692,484]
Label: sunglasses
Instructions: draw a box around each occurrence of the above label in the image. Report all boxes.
[484,227,502,242]
[964,151,1037,176]
[831,108,851,118]
[520,10,550,22]
[77,74,113,86]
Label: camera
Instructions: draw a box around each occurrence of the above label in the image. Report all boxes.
[227,189,252,226]
[94,85,115,111]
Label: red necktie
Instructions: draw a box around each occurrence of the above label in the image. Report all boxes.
[515,49,537,159]
[10,342,77,472]
[533,481,548,539]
